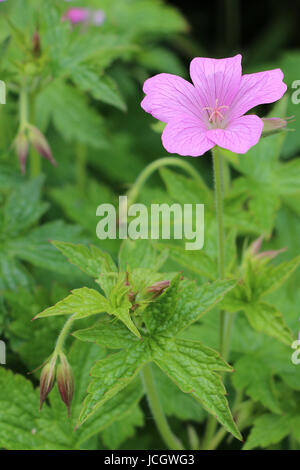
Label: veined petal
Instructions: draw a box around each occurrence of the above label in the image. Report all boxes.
[162,114,214,157]
[190,55,242,109]
[207,115,264,154]
[230,69,287,119]
[141,73,203,123]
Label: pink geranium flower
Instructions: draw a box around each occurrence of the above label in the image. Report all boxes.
[141,55,287,155]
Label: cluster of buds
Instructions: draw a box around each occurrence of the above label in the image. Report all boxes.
[14,123,56,174]
[62,8,106,27]
[39,352,74,417]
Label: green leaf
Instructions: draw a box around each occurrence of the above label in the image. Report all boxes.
[152,337,241,440]
[232,339,300,414]
[101,404,144,449]
[0,253,31,290]
[245,302,293,346]
[233,353,282,413]
[77,342,150,426]
[36,81,109,149]
[0,342,143,450]
[52,241,117,278]
[153,365,205,422]
[119,239,168,272]
[106,291,141,339]
[221,254,300,345]
[4,285,67,371]
[34,287,110,320]
[160,167,212,208]
[7,221,84,274]
[160,243,217,280]
[256,255,300,298]
[145,276,236,336]
[243,414,292,450]
[71,67,127,111]
[73,318,140,349]
[227,132,300,235]
[2,176,48,237]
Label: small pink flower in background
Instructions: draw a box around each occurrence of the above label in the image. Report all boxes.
[63,8,90,24]
[141,55,287,156]
[62,8,106,27]
[92,10,106,26]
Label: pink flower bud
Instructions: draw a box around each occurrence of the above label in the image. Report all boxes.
[147,280,170,297]
[28,125,57,167]
[256,248,287,260]
[14,130,29,174]
[249,235,264,256]
[56,353,74,417]
[40,356,57,411]
[249,236,287,261]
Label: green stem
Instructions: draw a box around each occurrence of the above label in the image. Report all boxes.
[127,157,204,206]
[29,93,41,177]
[19,87,29,128]
[202,147,232,449]
[141,363,184,450]
[76,142,87,190]
[212,146,227,353]
[54,315,76,355]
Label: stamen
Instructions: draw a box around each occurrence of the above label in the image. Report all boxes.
[202,98,229,125]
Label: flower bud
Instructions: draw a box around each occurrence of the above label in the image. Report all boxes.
[56,353,74,417]
[249,236,287,261]
[40,355,57,411]
[28,125,57,167]
[32,30,41,57]
[262,117,294,137]
[147,280,170,297]
[14,130,29,174]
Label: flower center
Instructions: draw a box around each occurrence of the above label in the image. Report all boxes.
[202,99,229,127]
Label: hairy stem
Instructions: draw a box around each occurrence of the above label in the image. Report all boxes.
[141,363,184,450]
[54,315,76,355]
[19,86,29,128]
[212,146,227,352]
[202,146,233,449]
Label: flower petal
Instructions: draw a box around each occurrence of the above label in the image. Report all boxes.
[230,69,287,119]
[162,114,214,157]
[189,55,242,109]
[206,115,264,154]
[141,73,203,123]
